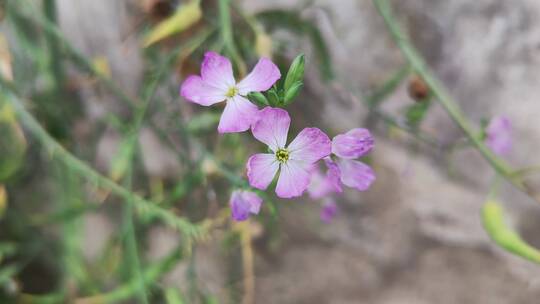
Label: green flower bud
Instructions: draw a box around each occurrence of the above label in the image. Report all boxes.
[247,92,269,107]
[283,81,303,105]
[267,88,280,106]
[284,54,305,92]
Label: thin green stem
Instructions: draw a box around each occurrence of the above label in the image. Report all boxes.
[218,0,246,75]
[9,0,138,108]
[122,172,149,304]
[373,0,532,199]
[0,85,203,237]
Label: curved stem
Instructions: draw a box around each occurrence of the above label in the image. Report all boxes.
[0,86,203,237]
[373,0,533,200]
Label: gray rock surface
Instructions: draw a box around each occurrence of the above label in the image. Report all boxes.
[56,0,540,302]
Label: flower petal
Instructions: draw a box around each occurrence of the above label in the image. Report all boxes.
[218,96,259,133]
[247,153,279,190]
[229,190,263,221]
[275,160,312,198]
[307,170,333,200]
[320,198,338,224]
[251,107,290,151]
[201,51,235,90]
[337,159,375,191]
[324,157,343,193]
[242,191,263,214]
[332,128,374,159]
[288,128,331,163]
[180,75,226,106]
[237,58,281,95]
[486,116,512,156]
[307,158,342,199]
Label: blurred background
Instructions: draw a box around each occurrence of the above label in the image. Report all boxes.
[1,0,540,303]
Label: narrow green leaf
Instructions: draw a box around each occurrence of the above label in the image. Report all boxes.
[405,100,430,128]
[143,0,202,47]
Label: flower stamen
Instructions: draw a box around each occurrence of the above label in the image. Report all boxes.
[226,86,239,98]
[275,148,289,163]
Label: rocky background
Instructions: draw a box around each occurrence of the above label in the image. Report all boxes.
[25,0,540,303]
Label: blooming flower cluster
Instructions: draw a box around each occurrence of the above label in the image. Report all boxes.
[180,51,375,221]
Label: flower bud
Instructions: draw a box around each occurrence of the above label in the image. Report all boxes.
[247,92,269,107]
[283,81,303,105]
[284,54,305,92]
[266,88,280,106]
[408,75,429,102]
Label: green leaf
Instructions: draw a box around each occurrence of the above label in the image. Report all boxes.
[247,91,269,107]
[165,288,185,304]
[283,81,303,105]
[256,10,334,81]
[481,201,540,264]
[0,97,26,181]
[143,0,202,47]
[284,54,305,92]
[405,100,431,128]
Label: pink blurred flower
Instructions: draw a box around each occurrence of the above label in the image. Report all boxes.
[230,190,262,221]
[180,51,280,133]
[320,199,338,223]
[486,116,512,156]
[247,107,331,198]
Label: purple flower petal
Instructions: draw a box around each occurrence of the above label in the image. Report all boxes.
[337,159,375,191]
[486,116,512,156]
[275,160,312,198]
[201,51,235,91]
[307,169,330,199]
[307,158,343,199]
[251,107,290,151]
[180,75,226,106]
[237,58,281,95]
[332,128,374,159]
[288,128,332,163]
[324,157,343,193]
[320,199,338,224]
[246,153,279,190]
[230,190,263,222]
[218,96,259,133]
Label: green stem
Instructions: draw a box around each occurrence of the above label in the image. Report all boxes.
[122,172,148,304]
[9,0,137,108]
[0,86,202,238]
[218,0,246,75]
[373,0,529,196]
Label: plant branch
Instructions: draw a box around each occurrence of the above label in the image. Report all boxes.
[372,0,535,201]
[0,84,203,238]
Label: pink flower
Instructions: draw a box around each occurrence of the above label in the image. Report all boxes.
[486,116,512,156]
[320,199,338,223]
[246,107,332,198]
[308,129,375,196]
[180,51,281,133]
[229,190,262,221]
